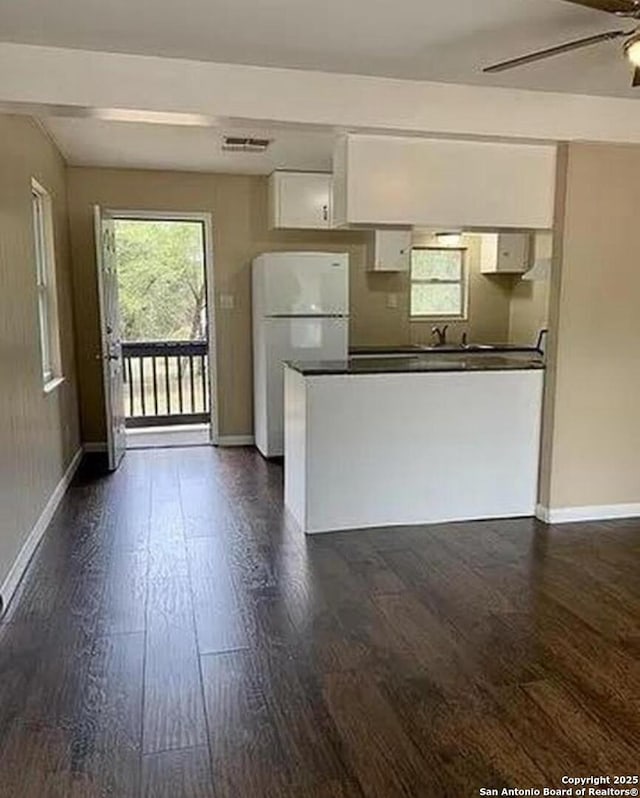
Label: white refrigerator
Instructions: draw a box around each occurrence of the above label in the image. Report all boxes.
[252,251,349,457]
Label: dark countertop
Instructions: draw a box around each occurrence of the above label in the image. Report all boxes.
[286,353,545,376]
[349,344,541,355]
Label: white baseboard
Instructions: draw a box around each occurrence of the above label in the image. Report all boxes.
[0,447,83,613]
[83,442,107,453]
[215,435,255,447]
[536,502,640,524]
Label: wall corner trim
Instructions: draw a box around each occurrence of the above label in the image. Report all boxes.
[536,502,640,524]
[0,447,83,614]
[215,435,255,447]
[535,504,551,523]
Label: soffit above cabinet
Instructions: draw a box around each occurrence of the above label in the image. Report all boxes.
[333,134,556,231]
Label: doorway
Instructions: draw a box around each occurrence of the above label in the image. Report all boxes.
[110,211,216,448]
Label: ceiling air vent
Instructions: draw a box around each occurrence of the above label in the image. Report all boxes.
[222,136,271,152]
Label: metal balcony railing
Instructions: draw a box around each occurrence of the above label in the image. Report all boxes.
[122,341,210,428]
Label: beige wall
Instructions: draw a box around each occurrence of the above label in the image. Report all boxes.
[508,279,550,347]
[0,115,80,591]
[508,233,552,347]
[66,168,515,442]
[541,142,640,509]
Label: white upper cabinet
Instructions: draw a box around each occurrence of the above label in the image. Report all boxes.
[333,135,556,231]
[268,171,332,230]
[480,233,531,274]
[368,229,412,272]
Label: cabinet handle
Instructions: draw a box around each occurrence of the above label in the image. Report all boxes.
[322,204,329,222]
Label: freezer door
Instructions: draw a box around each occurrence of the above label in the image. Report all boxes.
[256,317,348,457]
[253,252,349,317]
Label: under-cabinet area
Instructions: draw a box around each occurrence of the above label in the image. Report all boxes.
[350,229,552,350]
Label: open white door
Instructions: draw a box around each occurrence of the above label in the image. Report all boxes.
[94,206,126,470]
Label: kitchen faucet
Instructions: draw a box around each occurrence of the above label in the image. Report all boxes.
[431,325,449,347]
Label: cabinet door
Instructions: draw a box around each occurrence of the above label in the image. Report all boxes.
[496,233,530,273]
[370,230,412,272]
[333,135,556,229]
[480,233,530,274]
[271,172,332,229]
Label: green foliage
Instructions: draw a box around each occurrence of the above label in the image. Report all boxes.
[114,220,206,342]
[410,248,465,318]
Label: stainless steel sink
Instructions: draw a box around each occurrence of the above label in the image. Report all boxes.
[413,343,495,352]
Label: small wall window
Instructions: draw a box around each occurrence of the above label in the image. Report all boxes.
[410,247,467,319]
[31,179,62,388]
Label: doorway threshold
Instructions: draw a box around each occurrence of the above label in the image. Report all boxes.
[126,424,210,449]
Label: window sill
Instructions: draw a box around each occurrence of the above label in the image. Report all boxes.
[44,376,65,395]
[409,316,468,323]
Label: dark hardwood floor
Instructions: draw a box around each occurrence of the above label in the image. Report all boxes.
[0,446,639,797]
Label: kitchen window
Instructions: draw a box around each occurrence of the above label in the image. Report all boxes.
[410,247,467,319]
[32,179,62,389]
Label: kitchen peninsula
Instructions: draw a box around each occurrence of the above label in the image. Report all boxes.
[284,353,544,534]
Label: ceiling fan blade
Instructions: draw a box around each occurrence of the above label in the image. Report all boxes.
[633,66,640,84]
[483,29,630,73]
[562,0,640,16]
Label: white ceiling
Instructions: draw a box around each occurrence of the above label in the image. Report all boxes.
[42,117,335,174]
[2,0,640,98]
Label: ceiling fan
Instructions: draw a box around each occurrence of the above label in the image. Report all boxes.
[483,0,640,86]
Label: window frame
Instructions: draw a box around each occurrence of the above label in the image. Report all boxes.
[31,178,63,391]
[409,245,468,321]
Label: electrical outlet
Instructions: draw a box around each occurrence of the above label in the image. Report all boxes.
[386,293,398,310]
[219,293,235,310]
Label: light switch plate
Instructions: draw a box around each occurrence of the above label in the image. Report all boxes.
[386,293,398,309]
[219,293,235,309]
